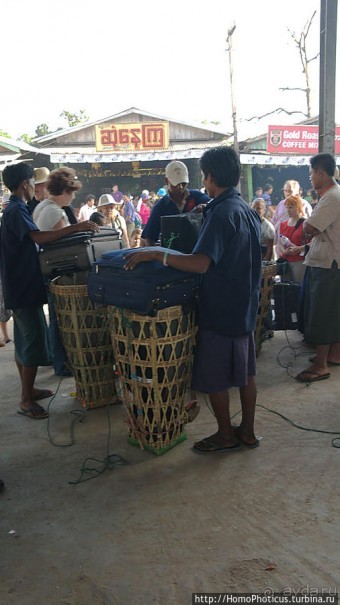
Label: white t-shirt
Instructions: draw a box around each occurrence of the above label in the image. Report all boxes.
[78,203,97,222]
[33,199,70,230]
[261,217,275,244]
[304,184,340,269]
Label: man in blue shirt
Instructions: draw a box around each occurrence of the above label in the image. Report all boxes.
[123,194,137,240]
[124,147,262,452]
[142,160,209,246]
[0,162,98,419]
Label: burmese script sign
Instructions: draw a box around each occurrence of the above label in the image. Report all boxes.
[267,125,340,154]
[95,122,169,152]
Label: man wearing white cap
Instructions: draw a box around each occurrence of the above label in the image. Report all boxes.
[142,160,209,246]
[27,167,50,215]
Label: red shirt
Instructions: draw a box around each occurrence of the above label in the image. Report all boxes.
[280,220,305,262]
[139,201,151,226]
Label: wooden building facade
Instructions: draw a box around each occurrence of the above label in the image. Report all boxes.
[33,108,231,203]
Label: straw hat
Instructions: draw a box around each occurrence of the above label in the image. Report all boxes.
[34,167,50,184]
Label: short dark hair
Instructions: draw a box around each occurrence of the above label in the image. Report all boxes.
[2,162,34,191]
[89,211,105,225]
[86,194,96,202]
[200,146,240,187]
[310,153,336,177]
[263,183,273,192]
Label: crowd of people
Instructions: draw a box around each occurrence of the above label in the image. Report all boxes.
[251,179,314,284]
[0,159,208,401]
[75,186,166,248]
[0,150,339,479]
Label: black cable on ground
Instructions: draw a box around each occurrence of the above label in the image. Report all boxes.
[203,395,340,449]
[46,376,87,447]
[45,376,128,483]
[69,387,128,485]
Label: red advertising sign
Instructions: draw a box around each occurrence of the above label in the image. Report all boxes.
[267,125,340,154]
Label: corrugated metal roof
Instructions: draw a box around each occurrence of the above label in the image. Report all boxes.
[0,135,45,154]
[33,107,230,143]
[43,138,230,156]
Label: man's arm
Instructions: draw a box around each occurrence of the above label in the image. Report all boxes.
[263,239,274,261]
[28,220,99,245]
[124,249,211,274]
[303,221,320,240]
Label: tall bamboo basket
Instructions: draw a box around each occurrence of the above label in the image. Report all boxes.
[50,279,118,409]
[109,305,197,455]
[255,261,277,354]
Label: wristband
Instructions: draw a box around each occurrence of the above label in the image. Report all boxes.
[163,251,169,266]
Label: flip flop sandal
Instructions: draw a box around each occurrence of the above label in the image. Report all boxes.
[17,407,49,419]
[232,425,260,449]
[34,389,54,401]
[296,370,330,383]
[193,438,241,453]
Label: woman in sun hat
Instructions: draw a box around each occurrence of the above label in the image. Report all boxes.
[97,194,130,247]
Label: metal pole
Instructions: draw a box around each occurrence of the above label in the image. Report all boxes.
[227,25,239,156]
[319,0,338,153]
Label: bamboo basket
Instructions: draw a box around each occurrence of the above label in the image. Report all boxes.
[50,278,118,409]
[255,261,277,354]
[109,305,197,455]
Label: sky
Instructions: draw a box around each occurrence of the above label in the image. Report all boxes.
[1,0,339,142]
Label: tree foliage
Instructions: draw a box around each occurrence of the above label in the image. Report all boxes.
[35,123,52,137]
[0,130,11,139]
[59,109,89,128]
[18,133,33,144]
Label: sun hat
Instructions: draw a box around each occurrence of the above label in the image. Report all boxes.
[165,161,189,186]
[157,187,166,197]
[98,194,115,207]
[34,167,50,184]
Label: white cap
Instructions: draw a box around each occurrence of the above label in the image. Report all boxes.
[165,161,189,186]
[98,194,115,207]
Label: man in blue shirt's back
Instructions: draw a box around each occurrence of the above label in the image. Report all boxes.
[0,163,98,419]
[124,147,262,453]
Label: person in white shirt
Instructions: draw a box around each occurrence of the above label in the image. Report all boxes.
[252,198,275,261]
[296,153,340,383]
[78,194,96,222]
[33,167,96,377]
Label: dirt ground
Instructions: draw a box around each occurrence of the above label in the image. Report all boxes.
[1,320,339,605]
